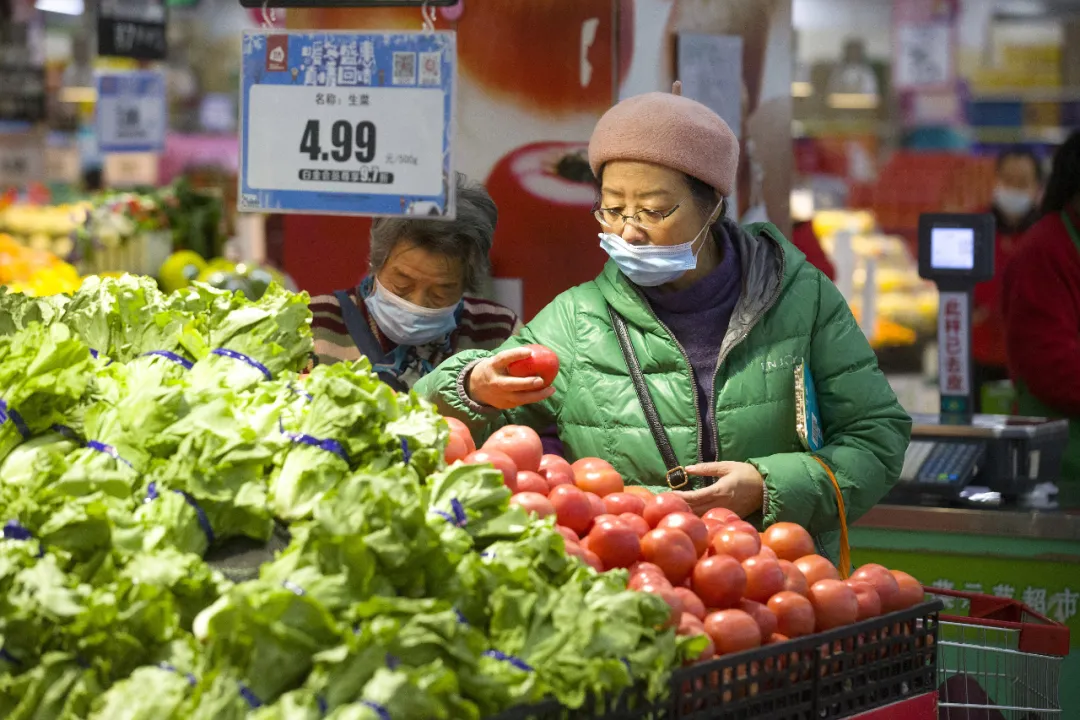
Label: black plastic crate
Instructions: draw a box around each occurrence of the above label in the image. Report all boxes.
[486,600,942,720]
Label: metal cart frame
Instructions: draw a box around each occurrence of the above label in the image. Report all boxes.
[926,586,1071,718]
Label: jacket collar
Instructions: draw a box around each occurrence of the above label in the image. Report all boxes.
[595,219,794,344]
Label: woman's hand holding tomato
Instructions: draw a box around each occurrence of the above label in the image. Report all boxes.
[675,462,765,518]
[468,347,557,409]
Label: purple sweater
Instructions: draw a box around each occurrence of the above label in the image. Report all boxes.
[642,229,742,463]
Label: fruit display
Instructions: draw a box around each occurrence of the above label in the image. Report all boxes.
[0,179,226,280]
[0,202,89,258]
[0,233,82,297]
[446,418,931,668]
[0,277,696,719]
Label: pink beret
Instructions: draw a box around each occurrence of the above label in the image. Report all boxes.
[588,92,739,196]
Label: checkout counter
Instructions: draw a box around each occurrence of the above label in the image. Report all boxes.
[849,213,1079,716]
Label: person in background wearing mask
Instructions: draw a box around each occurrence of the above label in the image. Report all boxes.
[308,173,521,391]
[1003,131,1080,503]
[415,93,910,563]
[972,147,1043,411]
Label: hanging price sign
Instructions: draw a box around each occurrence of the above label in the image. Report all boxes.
[95,71,168,154]
[239,30,456,218]
[98,0,168,61]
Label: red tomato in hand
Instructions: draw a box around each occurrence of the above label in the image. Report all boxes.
[538,454,575,488]
[464,449,518,486]
[738,599,778,642]
[603,492,646,516]
[509,492,555,518]
[711,530,761,562]
[890,570,925,609]
[691,554,746,609]
[808,579,859,631]
[742,554,785,603]
[506,344,560,386]
[577,468,624,498]
[657,512,709,557]
[510,470,549,495]
[483,425,543,473]
[619,513,651,538]
[641,528,698,585]
[643,493,692,528]
[549,485,594,536]
[588,519,642,570]
[778,560,810,596]
[851,564,903,613]
[794,554,841,586]
[445,417,476,453]
[761,522,816,562]
[672,587,706,620]
[845,579,882,620]
[704,610,761,655]
[767,591,816,638]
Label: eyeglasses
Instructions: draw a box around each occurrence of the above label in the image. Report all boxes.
[593,195,688,230]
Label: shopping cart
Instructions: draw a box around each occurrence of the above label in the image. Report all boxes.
[925,586,1071,719]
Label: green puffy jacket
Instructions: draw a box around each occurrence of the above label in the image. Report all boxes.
[415,221,912,561]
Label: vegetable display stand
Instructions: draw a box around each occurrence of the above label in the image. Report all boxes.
[488,600,942,720]
[927,586,1071,718]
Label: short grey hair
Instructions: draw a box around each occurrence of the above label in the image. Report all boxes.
[369,173,497,293]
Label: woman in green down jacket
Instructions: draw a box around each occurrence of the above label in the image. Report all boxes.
[414,92,911,562]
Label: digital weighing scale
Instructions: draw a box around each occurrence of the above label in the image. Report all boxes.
[884,213,1071,505]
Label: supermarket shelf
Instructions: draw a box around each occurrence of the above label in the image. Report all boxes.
[970,87,1080,103]
[970,126,1073,144]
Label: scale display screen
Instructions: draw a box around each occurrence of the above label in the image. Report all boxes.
[931,227,975,270]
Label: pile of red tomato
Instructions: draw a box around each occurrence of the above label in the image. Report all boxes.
[445,421,926,663]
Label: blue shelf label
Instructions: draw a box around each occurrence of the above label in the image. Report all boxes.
[94,70,167,154]
[239,30,457,219]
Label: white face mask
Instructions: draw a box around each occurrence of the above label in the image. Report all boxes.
[598,199,724,287]
[364,278,460,346]
[994,186,1035,218]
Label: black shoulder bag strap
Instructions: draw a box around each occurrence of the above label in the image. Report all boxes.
[607,304,691,490]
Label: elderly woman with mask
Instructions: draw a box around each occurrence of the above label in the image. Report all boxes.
[415,93,910,563]
[308,174,521,391]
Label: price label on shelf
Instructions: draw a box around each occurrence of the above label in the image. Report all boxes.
[0,132,45,187]
[95,71,167,154]
[239,30,456,218]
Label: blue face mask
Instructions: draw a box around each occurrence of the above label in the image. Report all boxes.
[598,201,722,287]
[364,278,460,346]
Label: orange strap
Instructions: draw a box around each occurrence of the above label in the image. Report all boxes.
[811,455,851,579]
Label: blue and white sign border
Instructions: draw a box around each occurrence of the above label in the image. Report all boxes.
[94,70,168,154]
[238,29,457,219]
